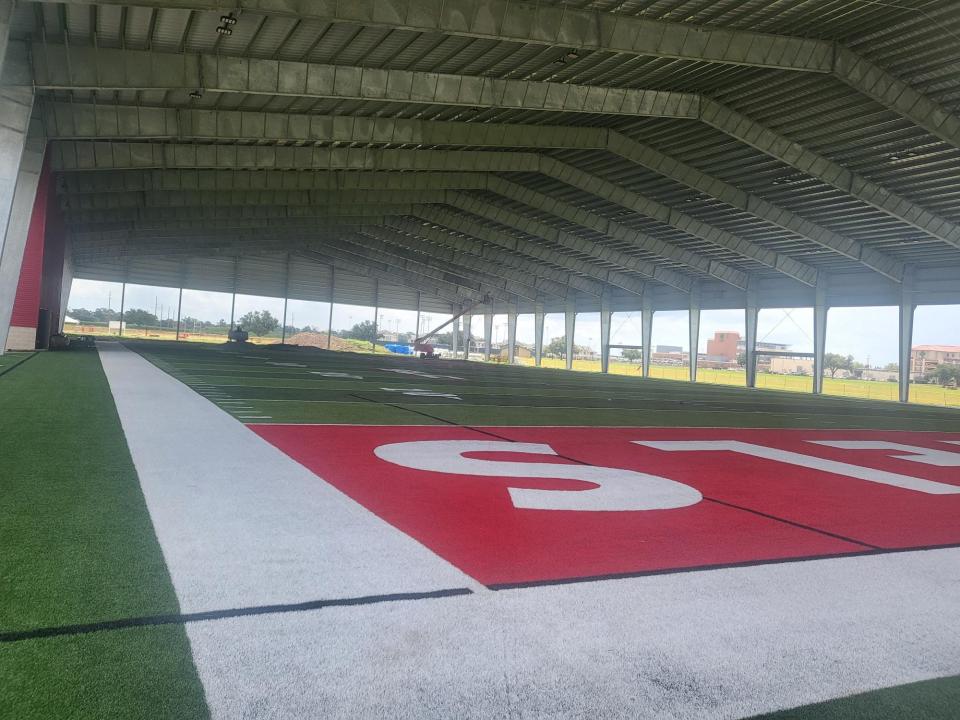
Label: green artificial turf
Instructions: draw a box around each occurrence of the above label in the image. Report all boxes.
[0,351,209,720]
[751,674,960,719]
[131,340,960,431]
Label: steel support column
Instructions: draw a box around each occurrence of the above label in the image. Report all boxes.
[462,313,472,360]
[745,287,759,388]
[534,303,545,367]
[118,281,126,337]
[327,265,335,350]
[564,301,576,371]
[641,293,653,378]
[483,310,493,361]
[600,296,612,374]
[175,287,183,341]
[813,275,829,394]
[899,267,916,403]
[372,278,379,353]
[688,283,701,383]
[507,305,517,365]
[281,253,290,344]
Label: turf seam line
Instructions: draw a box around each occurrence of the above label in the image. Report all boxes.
[487,542,960,590]
[0,587,474,644]
[0,351,39,378]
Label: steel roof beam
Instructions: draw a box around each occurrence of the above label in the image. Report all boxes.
[699,100,960,251]
[443,193,686,292]
[31,44,699,119]
[31,0,834,72]
[47,106,901,279]
[49,146,740,288]
[411,206,646,297]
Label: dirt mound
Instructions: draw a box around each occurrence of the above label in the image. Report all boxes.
[286,331,358,352]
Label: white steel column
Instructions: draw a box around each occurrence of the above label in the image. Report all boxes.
[175,287,183,341]
[600,296,612,374]
[534,302,545,367]
[899,266,916,403]
[280,254,290,345]
[372,278,379,353]
[813,275,829,394]
[118,281,126,337]
[745,286,759,388]
[326,265,335,350]
[688,283,701,383]
[462,313,472,360]
[507,305,518,364]
[641,292,653,378]
[450,312,459,356]
[483,310,493,361]
[564,301,576,370]
[415,292,422,341]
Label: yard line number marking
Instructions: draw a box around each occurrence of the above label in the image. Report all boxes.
[375,438,960,513]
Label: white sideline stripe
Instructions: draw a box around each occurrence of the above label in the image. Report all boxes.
[97,343,473,613]
[185,548,960,720]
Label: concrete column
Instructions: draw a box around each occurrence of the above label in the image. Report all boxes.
[600,296,612,374]
[483,310,493,361]
[507,306,517,364]
[899,266,916,403]
[641,293,653,378]
[745,287,759,388]
[534,303,545,367]
[812,274,829,394]
[0,128,42,353]
[688,283,701,383]
[462,313,472,359]
[564,301,576,370]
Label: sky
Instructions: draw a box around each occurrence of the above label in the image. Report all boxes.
[68,278,960,366]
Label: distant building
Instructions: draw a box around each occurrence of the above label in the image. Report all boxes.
[911,345,960,379]
[656,344,683,354]
[703,331,792,370]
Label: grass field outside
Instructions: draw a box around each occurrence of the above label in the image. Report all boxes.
[518,357,959,407]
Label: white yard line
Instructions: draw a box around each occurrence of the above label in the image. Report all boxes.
[98,343,474,613]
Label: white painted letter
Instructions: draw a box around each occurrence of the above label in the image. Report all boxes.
[635,440,960,495]
[375,440,702,511]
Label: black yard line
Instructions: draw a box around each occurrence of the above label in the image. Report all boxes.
[350,394,884,553]
[0,351,38,378]
[0,587,473,644]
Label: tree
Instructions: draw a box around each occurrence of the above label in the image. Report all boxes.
[621,348,642,362]
[238,310,280,336]
[883,362,899,373]
[341,320,378,342]
[69,308,97,322]
[736,352,747,367]
[546,336,566,357]
[123,308,158,326]
[823,353,853,378]
[928,365,960,386]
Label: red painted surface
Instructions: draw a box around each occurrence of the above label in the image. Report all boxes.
[252,425,960,586]
[9,156,51,331]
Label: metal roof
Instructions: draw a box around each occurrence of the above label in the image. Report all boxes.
[4,0,959,313]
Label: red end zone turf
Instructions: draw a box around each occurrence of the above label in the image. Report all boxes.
[251,426,960,587]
